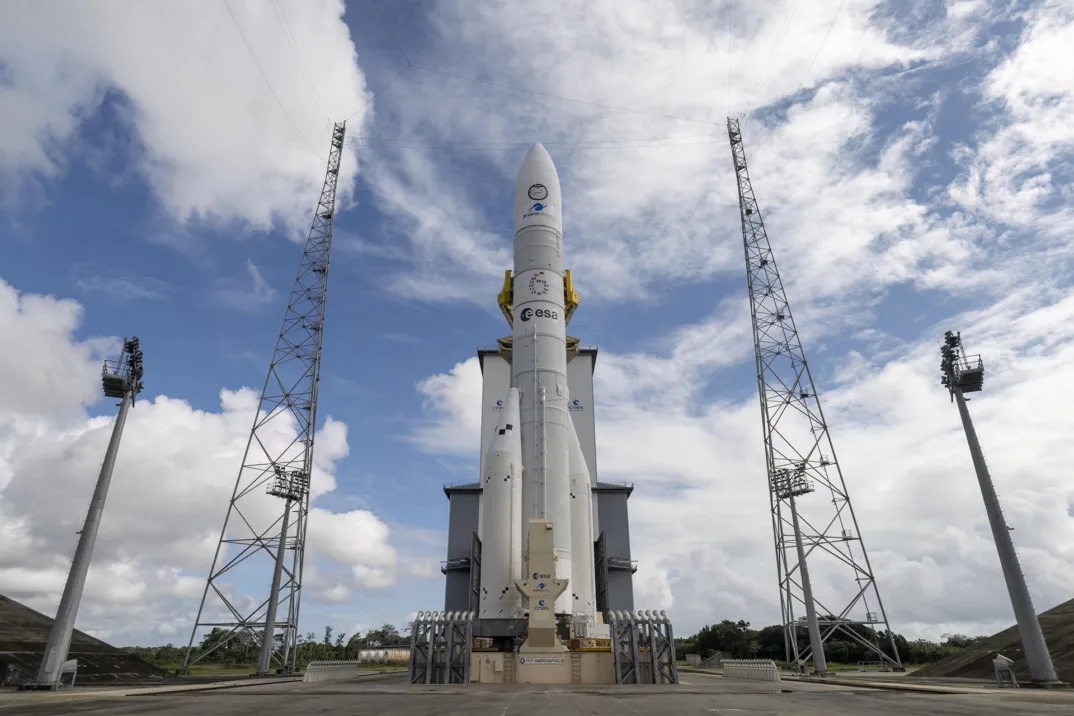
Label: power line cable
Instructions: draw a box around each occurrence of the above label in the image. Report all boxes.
[410,65,721,127]
[347,132,718,147]
[223,0,325,162]
[342,65,412,123]
[747,0,847,160]
[743,0,802,126]
[373,0,413,68]
[269,0,333,128]
[346,138,724,153]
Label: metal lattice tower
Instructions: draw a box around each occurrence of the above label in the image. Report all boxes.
[184,122,346,675]
[727,118,902,673]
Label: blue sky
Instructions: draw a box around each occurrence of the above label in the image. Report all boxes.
[1,0,1073,648]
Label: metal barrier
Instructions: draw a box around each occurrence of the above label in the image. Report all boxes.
[607,610,678,684]
[722,659,781,683]
[408,611,474,684]
[992,654,1019,688]
[303,660,358,683]
[856,660,890,672]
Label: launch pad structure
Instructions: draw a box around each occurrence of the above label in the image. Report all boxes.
[414,144,677,686]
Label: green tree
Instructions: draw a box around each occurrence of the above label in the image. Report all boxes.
[694,620,757,659]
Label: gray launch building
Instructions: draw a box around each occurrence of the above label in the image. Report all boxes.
[441,345,637,615]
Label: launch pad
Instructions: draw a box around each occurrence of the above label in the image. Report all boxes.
[413,144,677,686]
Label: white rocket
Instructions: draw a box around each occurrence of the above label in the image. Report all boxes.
[478,144,597,624]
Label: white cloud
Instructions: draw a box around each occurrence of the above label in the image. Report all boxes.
[212,259,278,309]
[410,357,484,455]
[353,0,969,306]
[0,0,369,233]
[949,1,1074,236]
[0,277,399,645]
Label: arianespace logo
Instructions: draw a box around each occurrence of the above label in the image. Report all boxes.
[522,201,555,220]
[569,399,583,411]
[492,399,503,412]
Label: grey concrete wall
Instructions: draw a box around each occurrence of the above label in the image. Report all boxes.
[594,485,635,612]
[444,486,481,613]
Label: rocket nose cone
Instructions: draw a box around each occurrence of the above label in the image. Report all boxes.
[517,143,558,181]
[526,143,551,164]
[515,143,561,233]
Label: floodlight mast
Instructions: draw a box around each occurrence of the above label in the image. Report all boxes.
[35,337,144,689]
[727,118,902,675]
[939,331,1061,686]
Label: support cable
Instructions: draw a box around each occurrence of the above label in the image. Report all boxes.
[747,0,846,160]
[270,0,333,129]
[223,0,325,162]
[410,66,721,127]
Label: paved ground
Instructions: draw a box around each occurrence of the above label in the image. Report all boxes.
[4,670,1074,715]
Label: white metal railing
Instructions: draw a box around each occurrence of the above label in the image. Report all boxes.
[857,660,888,671]
[303,660,358,683]
[722,659,781,683]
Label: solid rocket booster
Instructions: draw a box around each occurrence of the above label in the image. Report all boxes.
[513,144,572,615]
[478,388,523,619]
[568,410,597,621]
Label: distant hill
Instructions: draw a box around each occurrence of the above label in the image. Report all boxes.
[909,596,1074,683]
[0,593,167,686]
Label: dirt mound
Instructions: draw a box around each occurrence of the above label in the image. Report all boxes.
[909,596,1074,683]
[0,593,168,685]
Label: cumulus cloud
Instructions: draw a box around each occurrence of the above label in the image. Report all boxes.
[0,277,398,645]
[0,0,368,233]
[949,1,1074,236]
[349,0,973,307]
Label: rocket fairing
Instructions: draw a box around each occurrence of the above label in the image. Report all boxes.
[512,144,573,615]
[478,388,524,619]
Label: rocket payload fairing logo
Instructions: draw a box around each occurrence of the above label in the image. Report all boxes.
[529,272,549,295]
[528,183,548,201]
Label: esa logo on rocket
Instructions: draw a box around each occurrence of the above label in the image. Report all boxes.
[519,307,559,322]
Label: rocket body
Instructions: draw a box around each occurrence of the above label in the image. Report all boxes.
[478,388,523,619]
[513,144,572,615]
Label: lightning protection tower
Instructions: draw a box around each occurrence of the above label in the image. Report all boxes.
[727,118,901,674]
[184,122,347,676]
[940,331,1060,686]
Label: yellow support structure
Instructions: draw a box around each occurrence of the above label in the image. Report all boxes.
[497,270,513,325]
[498,268,581,326]
[564,269,580,325]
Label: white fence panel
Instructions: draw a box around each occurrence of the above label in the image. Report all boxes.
[721,659,781,683]
[303,660,359,684]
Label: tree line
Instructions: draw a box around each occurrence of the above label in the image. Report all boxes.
[677,619,987,666]
[122,623,407,668]
[123,617,987,669]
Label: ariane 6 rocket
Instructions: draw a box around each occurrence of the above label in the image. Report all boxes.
[478,144,597,624]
